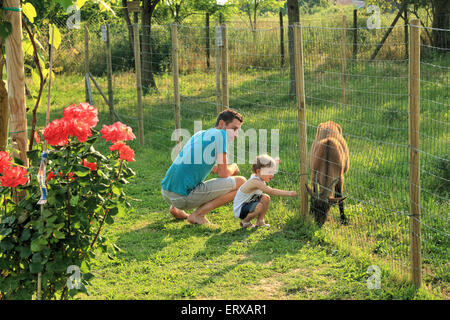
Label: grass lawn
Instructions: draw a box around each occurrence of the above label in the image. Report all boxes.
[21,16,448,299]
[26,56,448,299]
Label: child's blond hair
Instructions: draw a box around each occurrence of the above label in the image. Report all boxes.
[251,154,277,174]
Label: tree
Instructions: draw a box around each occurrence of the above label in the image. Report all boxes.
[367,0,450,50]
[430,0,449,49]
[234,0,283,31]
[141,0,161,94]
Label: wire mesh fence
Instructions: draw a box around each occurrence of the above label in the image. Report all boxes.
[27,10,449,292]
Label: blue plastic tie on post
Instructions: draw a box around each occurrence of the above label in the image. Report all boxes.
[37,151,48,205]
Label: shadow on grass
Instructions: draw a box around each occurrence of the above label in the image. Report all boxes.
[193,216,320,290]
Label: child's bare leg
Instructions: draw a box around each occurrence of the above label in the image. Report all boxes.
[170,205,188,219]
[188,176,246,225]
[242,199,267,225]
[256,194,270,226]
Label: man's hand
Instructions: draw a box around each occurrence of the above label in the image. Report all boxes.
[212,164,219,174]
[289,191,298,197]
[230,163,240,176]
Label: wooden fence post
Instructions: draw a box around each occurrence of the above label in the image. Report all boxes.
[215,22,222,114]
[106,24,114,123]
[133,23,144,146]
[171,24,181,136]
[4,0,28,167]
[342,15,347,106]
[221,23,229,110]
[293,23,308,218]
[409,19,422,288]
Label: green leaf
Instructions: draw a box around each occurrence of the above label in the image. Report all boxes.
[49,24,62,50]
[0,239,14,251]
[53,230,65,239]
[19,229,31,241]
[74,165,91,177]
[22,2,37,23]
[16,246,31,259]
[0,228,12,237]
[111,185,121,196]
[29,262,43,274]
[31,238,47,252]
[70,195,79,206]
[0,21,12,39]
[31,68,41,86]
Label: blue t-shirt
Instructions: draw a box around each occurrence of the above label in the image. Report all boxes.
[161,128,228,196]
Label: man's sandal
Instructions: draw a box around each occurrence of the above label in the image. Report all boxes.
[256,222,270,228]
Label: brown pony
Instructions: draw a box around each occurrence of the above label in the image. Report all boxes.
[306,121,349,226]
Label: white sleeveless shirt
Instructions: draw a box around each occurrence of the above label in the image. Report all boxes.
[233,175,265,218]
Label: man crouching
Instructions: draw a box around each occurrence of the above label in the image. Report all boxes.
[161,109,246,225]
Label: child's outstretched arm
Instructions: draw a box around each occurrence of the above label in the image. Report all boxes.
[246,179,297,197]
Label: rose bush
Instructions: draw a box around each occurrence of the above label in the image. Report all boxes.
[0,103,136,300]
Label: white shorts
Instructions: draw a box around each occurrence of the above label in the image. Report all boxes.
[161,177,236,210]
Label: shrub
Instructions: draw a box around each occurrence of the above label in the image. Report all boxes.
[0,103,136,300]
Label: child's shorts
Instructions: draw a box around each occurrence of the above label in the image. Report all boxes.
[239,194,262,219]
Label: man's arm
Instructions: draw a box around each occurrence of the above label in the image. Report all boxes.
[213,153,240,178]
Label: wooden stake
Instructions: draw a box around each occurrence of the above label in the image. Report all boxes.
[171,24,181,136]
[0,61,8,151]
[352,9,358,60]
[293,23,308,217]
[342,15,347,106]
[409,19,421,288]
[133,23,144,146]
[84,24,90,103]
[4,0,28,167]
[221,24,229,110]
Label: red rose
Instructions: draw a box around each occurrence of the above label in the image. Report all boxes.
[81,159,97,171]
[0,151,12,174]
[46,171,57,182]
[66,119,92,143]
[109,142,126,152]
[63,103,98,128]
[0,165,29,188]
[101,122,136,144]
[43,118,69,146]
[118,144,135,162]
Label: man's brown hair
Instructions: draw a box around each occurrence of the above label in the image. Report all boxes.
[215,109,243,127]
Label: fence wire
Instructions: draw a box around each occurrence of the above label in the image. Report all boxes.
[31,12,449,293]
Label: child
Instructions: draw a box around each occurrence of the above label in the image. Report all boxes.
[233,154,298,228]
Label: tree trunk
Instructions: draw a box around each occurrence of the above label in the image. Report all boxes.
[141,0,159,95]
[431,0,450,50]
[122,0,134,56]
[206,12,210,69]
[280,10,285,67]
[287,0,300,97]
